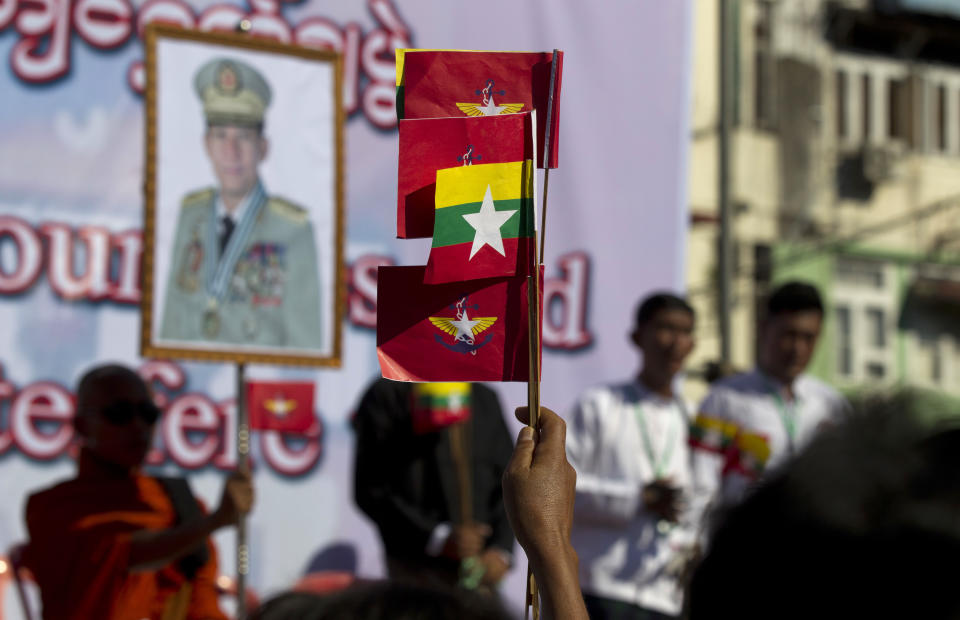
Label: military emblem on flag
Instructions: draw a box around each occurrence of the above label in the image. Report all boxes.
[456,79,524,117]
[246,380,316,433]
[430,295,498,355]
[397,49,563,168]
[376,265,541,382]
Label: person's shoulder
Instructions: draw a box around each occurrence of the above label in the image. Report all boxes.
[699,371,764,419]
[181,187,215,208]
[797,374,847,408]
[573,380,632,412]
[25,478,83,526]
[357,377,411,413]
[710,370,763,393]
[265,195,310,225]
[470,382,499,400]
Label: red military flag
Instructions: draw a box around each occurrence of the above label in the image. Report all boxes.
[397,112,535,239]
[247,380,316,433]
[424,157,535,285]
[376,265,542,382]
[396,49,563,168]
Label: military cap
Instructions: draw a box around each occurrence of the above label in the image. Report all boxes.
[194,58,272,127]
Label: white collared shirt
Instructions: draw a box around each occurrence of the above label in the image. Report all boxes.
[690,369,849,529]
[566,380,696,615]
[215,187,255,239]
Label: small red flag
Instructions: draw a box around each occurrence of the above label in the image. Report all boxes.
[247,380,316,433]
[376,266,542,382]
[397,112,535,239]
[397,50,563,169]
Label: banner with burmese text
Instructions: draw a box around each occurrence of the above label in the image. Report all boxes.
[0,2,692,617]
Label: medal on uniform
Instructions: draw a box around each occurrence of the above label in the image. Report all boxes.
[203,299,220,338]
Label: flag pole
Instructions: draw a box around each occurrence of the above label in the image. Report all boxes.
[537,49,560,266]
[235,362,250,619]
[233,19,253,618]
[525,47,560,620]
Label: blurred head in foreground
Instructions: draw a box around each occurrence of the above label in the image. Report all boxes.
[687,391,960,619]
[251,581,508,620]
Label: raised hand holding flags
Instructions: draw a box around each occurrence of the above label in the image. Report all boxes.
[385,46,562,619]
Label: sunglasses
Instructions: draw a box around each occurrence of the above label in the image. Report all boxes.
[100,400,162,426]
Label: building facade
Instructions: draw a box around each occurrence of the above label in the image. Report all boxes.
[686,0,960,403]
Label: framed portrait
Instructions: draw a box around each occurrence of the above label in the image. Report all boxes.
[141,25,345,367]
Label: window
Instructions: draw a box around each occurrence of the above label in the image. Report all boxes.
[836,70,848,139]
[937,84,948,152]
[754,1,776,129]
[888,78,906,140]
[836,257,884,288]
[836,306,852,376]
[919,336,943,384]
[862,73,872,143]
[866,307,886,348]
[866,363,886,379]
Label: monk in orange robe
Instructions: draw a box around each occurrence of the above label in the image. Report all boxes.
[22,364,255,620]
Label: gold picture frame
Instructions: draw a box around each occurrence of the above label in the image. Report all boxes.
[141,25,345,367]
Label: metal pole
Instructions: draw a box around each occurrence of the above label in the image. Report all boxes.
[718,0,734,365]
[235,362,249,618]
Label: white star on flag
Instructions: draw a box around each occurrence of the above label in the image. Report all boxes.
[462,185,518,259]
[449,309,480,342]
[478,99,505,116]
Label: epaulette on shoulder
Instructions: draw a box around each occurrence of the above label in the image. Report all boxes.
[268,196,309,224]
[181,188,214,208]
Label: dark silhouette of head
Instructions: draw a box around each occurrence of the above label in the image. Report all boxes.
[74,364,158,470]
[687,391,960,619]
[250,581,508,620]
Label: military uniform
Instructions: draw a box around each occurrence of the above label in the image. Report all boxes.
[160,182,322,348]
[158,57,323,349]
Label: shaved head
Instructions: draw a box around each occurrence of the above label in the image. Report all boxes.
[76,364,150,421]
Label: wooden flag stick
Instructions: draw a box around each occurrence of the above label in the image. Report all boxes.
[235,362,249,619]
[449,421,473,527]
[537,49,560,266]
[525,47,561,620]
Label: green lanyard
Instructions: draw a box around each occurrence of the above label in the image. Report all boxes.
[633,401,678,479]
[765,379,799,452]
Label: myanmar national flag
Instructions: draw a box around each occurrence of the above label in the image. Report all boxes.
[376,265,541,382]
[397,112,535,239]
[397,49,563,168]
[410,382,472,434]
[247,380,316,433]
[424,159,535,285]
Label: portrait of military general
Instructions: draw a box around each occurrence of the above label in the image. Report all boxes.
[143,28,343,366]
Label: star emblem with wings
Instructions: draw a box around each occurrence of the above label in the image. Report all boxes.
[265,394,298,418]
[429,296,498,355]
[456,79,524,117]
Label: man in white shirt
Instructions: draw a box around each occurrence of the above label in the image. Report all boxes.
[689,281,848,531]
[567,293,697,619]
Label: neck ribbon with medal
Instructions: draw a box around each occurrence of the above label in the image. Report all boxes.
[203,182,267,339]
